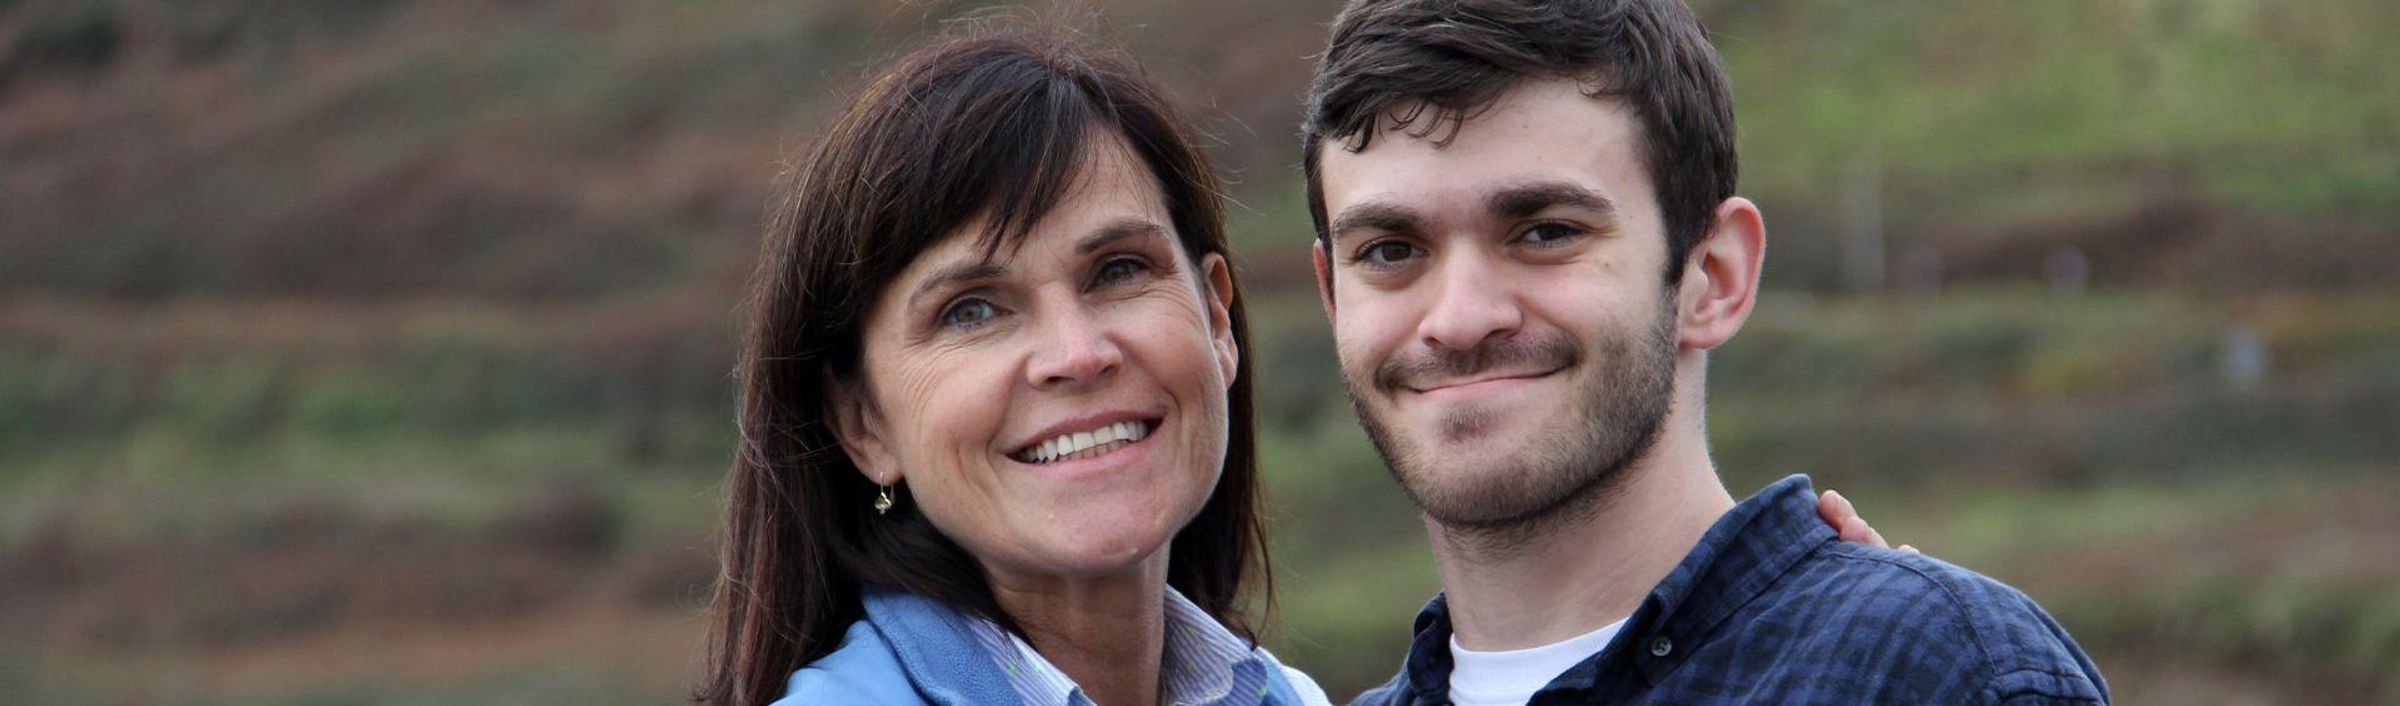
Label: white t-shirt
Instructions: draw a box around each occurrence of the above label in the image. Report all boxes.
[1446,617,1629,706]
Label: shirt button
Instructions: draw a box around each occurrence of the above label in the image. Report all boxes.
[1648,635,1673,657]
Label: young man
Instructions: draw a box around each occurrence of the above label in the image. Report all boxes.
[1300,1,2109,703]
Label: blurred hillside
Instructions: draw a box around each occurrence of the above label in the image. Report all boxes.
[7,0,2394,299]
[3,0,2396,704]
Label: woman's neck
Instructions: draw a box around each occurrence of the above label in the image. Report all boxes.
[985,553,1172,706]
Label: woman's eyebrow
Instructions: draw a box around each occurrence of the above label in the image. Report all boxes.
[1077,218,1170,254]
[905,260,1008,311]
[903,219,1169,309]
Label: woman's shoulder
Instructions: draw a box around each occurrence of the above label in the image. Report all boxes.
[770,618,927,706]
[1257,646,1335,706]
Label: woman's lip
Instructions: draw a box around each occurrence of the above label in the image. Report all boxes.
[1005,420,1159,474]
[1006,411,1164,457]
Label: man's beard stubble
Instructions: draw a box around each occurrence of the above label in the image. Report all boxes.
[1346,291,1679,550]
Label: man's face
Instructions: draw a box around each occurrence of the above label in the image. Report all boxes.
[1314,78,1682,529]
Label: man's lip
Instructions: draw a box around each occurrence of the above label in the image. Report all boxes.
[1404,369,1561,394]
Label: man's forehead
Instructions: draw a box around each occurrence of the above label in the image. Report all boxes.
[1355,81,1638,150]
[1318,82,1654,225]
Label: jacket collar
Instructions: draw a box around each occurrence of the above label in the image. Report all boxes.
[861,590,1027,706]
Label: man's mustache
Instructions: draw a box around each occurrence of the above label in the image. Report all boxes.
[1374,335,1580,393]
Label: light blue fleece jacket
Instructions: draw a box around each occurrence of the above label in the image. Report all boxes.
[776,590,1318,705]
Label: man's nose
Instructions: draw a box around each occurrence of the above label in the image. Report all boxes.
[1417,249,1523,352]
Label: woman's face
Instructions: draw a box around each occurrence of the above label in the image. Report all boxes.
[831,132,1239,582]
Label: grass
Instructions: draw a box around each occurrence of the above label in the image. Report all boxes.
[1897,470,2400,702]
[1725,0,2400,222]
[4,0,2397,702]
[2,297,2391,703]
[5,283,2395,701]
[10,0,2396,300]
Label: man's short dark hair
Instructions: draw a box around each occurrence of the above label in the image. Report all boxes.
[1301,0,1738,284]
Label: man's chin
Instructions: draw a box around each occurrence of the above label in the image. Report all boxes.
[1410,429,1511,461]
[1368,404,1540,470]
[1394,462,1555,527]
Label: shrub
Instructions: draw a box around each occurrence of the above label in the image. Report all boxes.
[6,3,124,73]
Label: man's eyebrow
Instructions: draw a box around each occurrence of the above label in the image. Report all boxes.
[905,260,1008,311]
[1488,180,1617,221]
[1078,218,1170,254]
[1326,202,1424,247]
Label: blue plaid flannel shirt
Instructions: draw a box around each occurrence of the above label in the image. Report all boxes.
[1351,475,2108,705]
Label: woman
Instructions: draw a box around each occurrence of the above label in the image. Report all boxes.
[695,28,1315,706]
[695,25,1906,706]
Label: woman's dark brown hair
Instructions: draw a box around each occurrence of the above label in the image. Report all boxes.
[694,28,1268,706]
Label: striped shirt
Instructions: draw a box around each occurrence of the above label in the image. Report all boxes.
[965,587,1327,706]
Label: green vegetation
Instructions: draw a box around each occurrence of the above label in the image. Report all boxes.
[5,288,2391,702]
[1,0,2392,703]
[3,2,122,72]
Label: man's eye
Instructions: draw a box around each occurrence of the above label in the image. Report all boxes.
[1361,241,1419,267]
[1521,222,1583,247]
[940,298,998,328]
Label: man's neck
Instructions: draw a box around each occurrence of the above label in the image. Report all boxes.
[1429,419,1735,651]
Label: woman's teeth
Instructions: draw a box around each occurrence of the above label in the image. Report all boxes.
[1017,420,1151,464]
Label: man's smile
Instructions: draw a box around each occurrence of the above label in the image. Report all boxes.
[1404,368,1565,402]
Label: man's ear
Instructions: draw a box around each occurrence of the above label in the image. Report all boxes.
[825,374,901,486]
[1676,196,1767,351]
[1199,252,1241,384]
[1311,239,1337,323]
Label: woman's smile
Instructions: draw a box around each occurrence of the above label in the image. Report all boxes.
[1009,415,1163,466]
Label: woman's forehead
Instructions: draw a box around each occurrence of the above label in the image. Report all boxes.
[908,139,1174,271]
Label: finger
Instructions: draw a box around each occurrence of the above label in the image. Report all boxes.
[1838,516,1875,545]
[1898,544,1920,555]
[1818,490,1858,527]
[1840,516,1891,548]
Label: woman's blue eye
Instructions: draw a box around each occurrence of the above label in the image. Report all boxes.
[940,298,997,328]
[1094,257,1148,286]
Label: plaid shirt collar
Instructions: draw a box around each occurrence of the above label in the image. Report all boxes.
[1400,474,1832,699]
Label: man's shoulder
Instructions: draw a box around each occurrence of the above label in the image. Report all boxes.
[1793,543,2081,656]
[1746,541,2108,703]
[1343,669,1414,706]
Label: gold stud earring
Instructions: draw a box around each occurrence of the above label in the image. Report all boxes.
[873,485,894,515]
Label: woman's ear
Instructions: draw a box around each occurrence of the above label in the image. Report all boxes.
[825,374,901,486]
[1200,252,1241,385]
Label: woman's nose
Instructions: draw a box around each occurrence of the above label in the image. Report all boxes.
[1025,307,1124,389]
